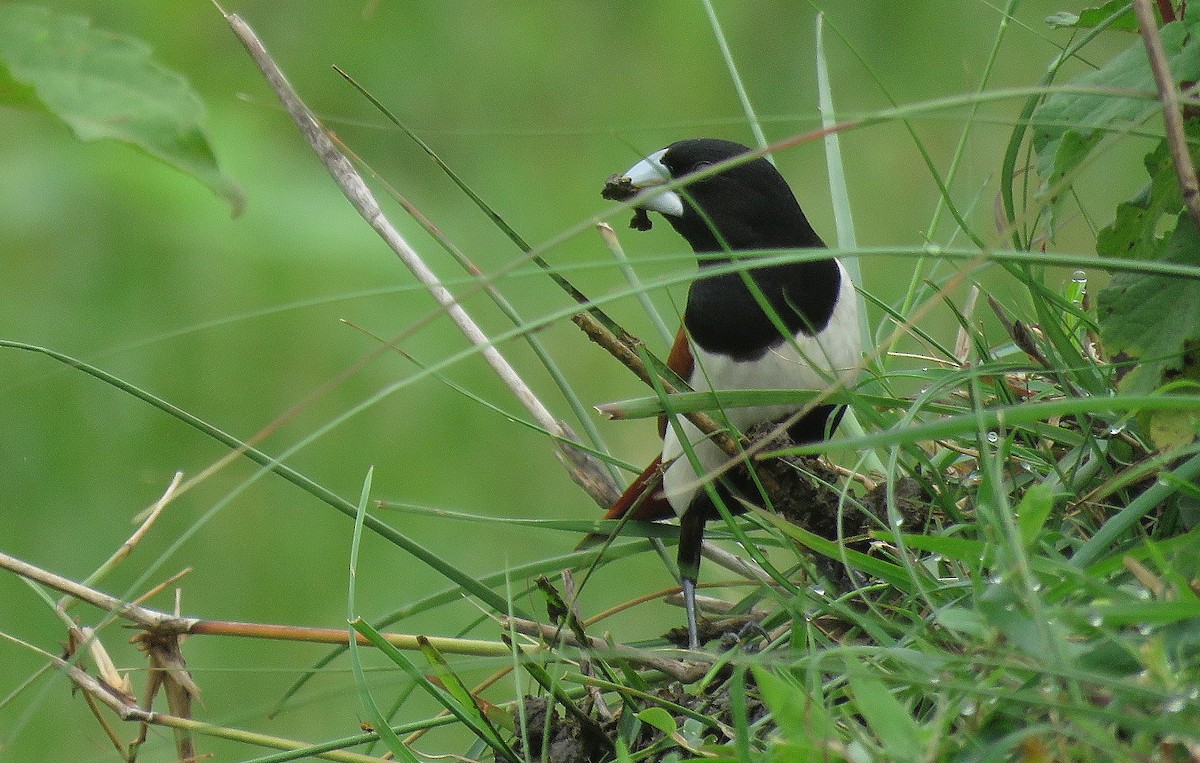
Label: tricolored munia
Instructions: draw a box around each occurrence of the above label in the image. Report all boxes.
[597,138,861,649]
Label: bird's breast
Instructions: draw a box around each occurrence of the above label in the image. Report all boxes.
[659,261,861,515]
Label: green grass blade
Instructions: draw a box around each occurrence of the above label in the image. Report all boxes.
[416,638,517,758]
[275,539,661,712]
[350,618,491,755]
[775,395,1200,455]
[750,506,916,594]
[815,12,868,346]
[1072,449,1200,568]
[345,470,422,763]
[846,664,922,763]
[701,0,769,154]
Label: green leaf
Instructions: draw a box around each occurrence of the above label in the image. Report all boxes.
[1031,18,1200,231]
[752,667,838,746]
[1046,1,1139,31]
[1096,136,1193,262]
[932,606,988,637]
[1095,127,1200,424]
[1099,214,1200,395]
[1016,483,1056,547]
[636,707,678,735]
[846,665,922,763]
[0,4,243,214]
[1145,398,1200,450]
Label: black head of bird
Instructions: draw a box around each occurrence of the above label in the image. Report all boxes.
[602,137,825,254]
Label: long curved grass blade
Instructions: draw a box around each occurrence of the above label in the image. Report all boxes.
[1000,7,1129,249]
[352,619,517,760]
[0,340,519,617]
[750,506,914,592]
[333,130,617,481]
[814,14,863,319]
[1071,449,1200,568]
[701,0,769,155]
[596,388,948,421]
[345,319,621,484]
[813,15,988,258]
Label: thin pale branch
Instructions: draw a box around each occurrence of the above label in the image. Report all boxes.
[58,471,183,613]
[571,302,738,458]
[1,625,391,762]
[0,550,196,632]
[499,615,708,682]
[328,128,622,489]
[5,547,726,683]
[332,66,637,345]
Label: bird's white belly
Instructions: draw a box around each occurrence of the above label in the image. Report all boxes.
[661,261,861,514]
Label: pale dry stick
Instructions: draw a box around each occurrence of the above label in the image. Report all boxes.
[1133,0,1200,231]
[2,550,194,632]
[42,473,186,730]
[1122,556,1167,599]
[0,633,390,763]
[664,591,772,619]
[330,131,625,492]
[37,629,130,759]
[500,615,707,682]
[573,304,737,458]
[558,569,612,718]
[953,285,980,365]
[221,9,618,506]
[697,543,770,585]
[2,549,726,680]
[1,548,493,653]
[131,567,192,609]
[60,471,183,612]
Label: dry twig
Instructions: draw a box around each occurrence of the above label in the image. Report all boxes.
[1133,0,1200,231]
[500,615,709,682]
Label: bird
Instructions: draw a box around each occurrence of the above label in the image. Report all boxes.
[597,138,861,650]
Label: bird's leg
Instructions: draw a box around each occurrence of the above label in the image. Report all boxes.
[677,508,706,650]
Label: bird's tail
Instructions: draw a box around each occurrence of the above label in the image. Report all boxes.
[576,456,674,549]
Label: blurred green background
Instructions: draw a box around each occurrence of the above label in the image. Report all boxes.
[0,2,1144,759]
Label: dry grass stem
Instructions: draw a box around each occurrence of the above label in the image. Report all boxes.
[1133,0,1200,230]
